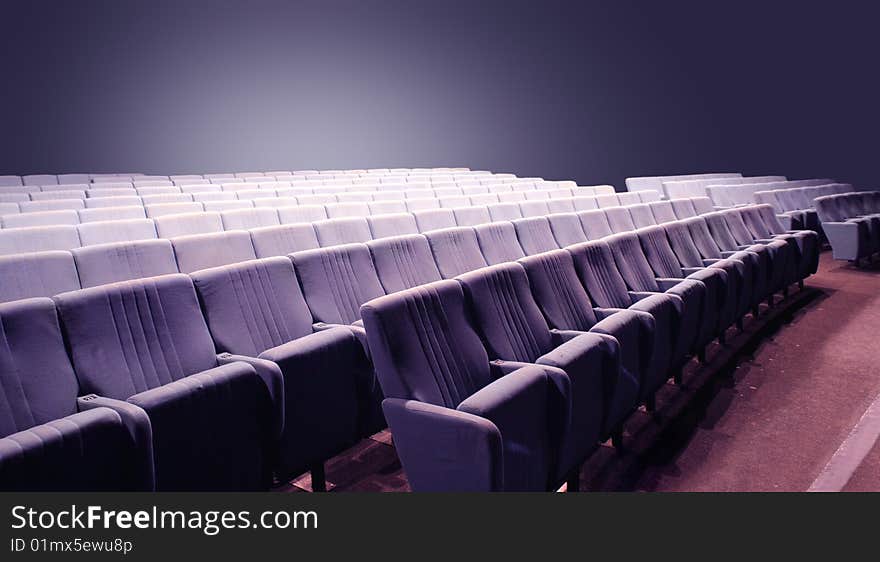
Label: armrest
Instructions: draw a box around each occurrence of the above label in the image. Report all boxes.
[720,251,738,258]
[382,398,503,491]
[536,332,619,446]
[550,328,587,345]
[76,396,155,490]
[593,306,626,320]
[459,364,570,490]
[217,353,285,438]
[702,258,722,265]
[313,321,369,355]
[681,267,704,276]
[655,277,687,291]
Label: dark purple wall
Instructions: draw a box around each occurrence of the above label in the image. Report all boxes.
[1,0,877,188]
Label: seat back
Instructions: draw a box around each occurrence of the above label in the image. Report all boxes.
[0,298,80,437]
[313,217,373,246]
[604,232,662,292]
[77,219,158,246]
[192,257,314,357]
[0,252,80,303]
[367,234,443,293]
[519,249,598,332]
[547,213,588,247]
[578,209,613,239]
[604,207,636,232]
[72,240,179,288]
[361,280,492,408]
[290,243,385,325]
[171,231,257,273]
[512,217,559,255]
[566,241,634,309]
[425,227,488,279]
[54,274,218,399]
[0,225,81,255]
[473,222,526,265]
[457,263,552,363]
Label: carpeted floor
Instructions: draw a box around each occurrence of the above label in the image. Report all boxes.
[275,251,880,492]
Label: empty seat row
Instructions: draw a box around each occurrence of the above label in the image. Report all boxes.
[0,192,672,253]
[755,183,852,231]
[814,191,880,262]
[0,169,483,187]
[706,179,836,208]
[662,175,788,200]
[0,198,815,491]
[625,173,743,197]
[0,196,711,262]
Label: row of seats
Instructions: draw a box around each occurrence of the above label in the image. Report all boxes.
[0,199,817,491]
[1,176,547,198]
[0,188,644,231]
[0,171,514,192]
[358,204,818,490]
[755,183,852,231]
[625,173,743,197]
[0,198,712,303]
[814,191,880,262]
[0,168,479,187]
[662,175,787,199]
[706,179,836,208]
[0,192,667,257]
[0,183,625,218]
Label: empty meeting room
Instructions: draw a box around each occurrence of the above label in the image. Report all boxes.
[0,1,877,553]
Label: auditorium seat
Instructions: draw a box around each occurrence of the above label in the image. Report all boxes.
[0,225,80,255]
[368,200,407,215]
[604,207,637,232]
[0,193,30,204]
[89,188,138,198]
[487,202,523,221]
[425,227,488,278]
[30,189,86,201]
[290,243,385,368]
[366,234,443,293]
[250,224,320,258]
[670,198,698,219]
[171,231,257,273]
[53,275,275,491]
[78,206,147,223]
[0,203,20,216]
[219,208,280,230]
[661,221,744,333]
[327,202,371,218]
[0,297,154,491]
[719,209,793,298]
[85,196,142,209]
[136,186,181,196]
[313,217,372,246]
[367,213,419,238]
[361,279,570,491]
[77,218,158,246]
[154,212,223,238]
[205,201,256,212]
[2,210,79,228]
[648,201,678,224]
[519,249,666,408]
[145,202,204,218]
[192,257,372,487]
[683,216,765,315]
[571,196,600,211]
[457,262,631,470]
[0,251,80,303]
[473,221,526,265]
[72,240,179,287]
[512,217,560,255]
[23,174,58,186]
[627,204,657,228]
[140,193,193,205]
[545,213,587,247]
[578,209,614,239]
[412,209,456,232]
[452,206,491,227]
[277,205,328,224]
[619,228,720,353]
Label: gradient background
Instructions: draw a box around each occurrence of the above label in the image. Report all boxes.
[1,0,877,189]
